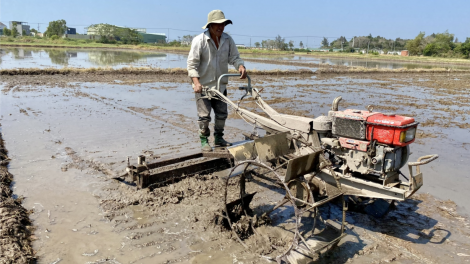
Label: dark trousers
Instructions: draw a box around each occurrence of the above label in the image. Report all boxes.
[195,90,228,137]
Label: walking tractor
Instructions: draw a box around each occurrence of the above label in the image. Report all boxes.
[124,74,438,263]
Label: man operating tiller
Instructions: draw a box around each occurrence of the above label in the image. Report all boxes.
[187,10,247,152]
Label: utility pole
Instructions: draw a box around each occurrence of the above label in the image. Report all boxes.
[250,36,251,48]
[352,37,354,48]
[167,28,170,43]
[367,40,370,54]
[341,41,344,51]
[38,23,40,32]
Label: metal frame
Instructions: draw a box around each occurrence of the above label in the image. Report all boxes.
[122,73,439,263]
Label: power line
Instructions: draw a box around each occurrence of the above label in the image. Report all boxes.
[0,20,355,40]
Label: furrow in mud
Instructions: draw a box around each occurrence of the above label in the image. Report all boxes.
[0,126,35,264]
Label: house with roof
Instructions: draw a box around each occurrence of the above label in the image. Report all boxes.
[0,22,7,35]
[86,24,166,43]
[9,21,30,36]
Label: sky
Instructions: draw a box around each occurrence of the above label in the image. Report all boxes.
[1,0,469,48]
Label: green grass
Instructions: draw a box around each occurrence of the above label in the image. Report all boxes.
[0,36,192,52]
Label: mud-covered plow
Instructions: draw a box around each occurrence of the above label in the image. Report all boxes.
[123,74,438,263]
[126,151,233,189]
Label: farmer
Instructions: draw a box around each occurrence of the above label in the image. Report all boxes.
[187,10,247,152]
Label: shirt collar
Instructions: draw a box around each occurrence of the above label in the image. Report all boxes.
[204,30,228,41]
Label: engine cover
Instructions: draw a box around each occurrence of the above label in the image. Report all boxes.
[330,110,418,147]
[366,113,418,147]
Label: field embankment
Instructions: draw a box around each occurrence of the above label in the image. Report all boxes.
[0,66,468,77]
[0,127,35,264]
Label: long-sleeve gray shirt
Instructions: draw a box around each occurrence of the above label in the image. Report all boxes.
[187,31,244,93]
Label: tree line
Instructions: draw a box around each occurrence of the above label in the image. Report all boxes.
[322,34,407,52]
[2,22,470,58]
[405,31,470,58]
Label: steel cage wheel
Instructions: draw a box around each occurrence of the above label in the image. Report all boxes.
[223,160,303,261]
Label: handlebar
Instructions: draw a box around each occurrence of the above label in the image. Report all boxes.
[408,154,438,176]
[408,154,439,167]
[216,74,251,92]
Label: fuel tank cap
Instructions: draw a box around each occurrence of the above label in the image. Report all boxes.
[384,113,396,116]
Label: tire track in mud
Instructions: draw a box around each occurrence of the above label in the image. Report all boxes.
[0,126,35,264]
[68,89,196,140]
[70,89,250,147]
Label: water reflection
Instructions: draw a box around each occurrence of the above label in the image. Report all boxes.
[0,47,468,70]
[44,49,73,65]
[87,50,166,66]
[7,48,33,59]
[242,54,470,70]
[0,47,168,69]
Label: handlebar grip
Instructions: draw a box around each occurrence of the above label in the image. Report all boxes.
[408,154,439,166]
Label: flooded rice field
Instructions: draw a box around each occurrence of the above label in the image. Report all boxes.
[2,47,470,71]
[1,60,470,263]
[233,54,470,70]
[0,47,301,71]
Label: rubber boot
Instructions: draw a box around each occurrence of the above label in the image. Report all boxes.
[214,133,232,147]
[200,135,212,152]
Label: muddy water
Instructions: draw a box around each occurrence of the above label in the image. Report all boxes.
[1,72,470,263]
[0,85,201,263]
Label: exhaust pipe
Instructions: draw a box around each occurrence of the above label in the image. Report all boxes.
[331,96,342,111]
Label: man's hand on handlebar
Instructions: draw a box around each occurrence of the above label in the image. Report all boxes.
[239,65,247,79]
[193,83,203,93]
[191,77,203,93]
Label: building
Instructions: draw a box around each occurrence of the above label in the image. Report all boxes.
[66,27,76,35]
[9,21,30,36]
[387,50,401,55]
[87,24,166,43]
[63,34,96,40]
[87,24,146,36]
[0,22,7,35]
[31,32,44,37]
[401,50,409,56]
[236,44,246,49]
[310,48,330,52]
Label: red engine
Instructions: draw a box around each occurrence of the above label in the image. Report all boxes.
[324,108,419,176]
[367,113,417,147]
[331,109,418,148]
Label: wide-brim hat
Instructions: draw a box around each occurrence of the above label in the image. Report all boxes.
[202,10,232,29]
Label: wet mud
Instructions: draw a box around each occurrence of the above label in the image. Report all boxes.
[2,66,470,77]
[1,69,469,263]
[0,67,316,76]
[0,127,35,264]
